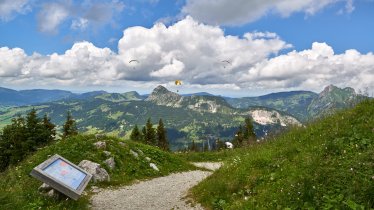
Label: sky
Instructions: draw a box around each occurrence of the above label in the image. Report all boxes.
[0,0,373,97]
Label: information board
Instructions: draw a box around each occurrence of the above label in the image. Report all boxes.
[43,158,87,190]
[30,154,92,200]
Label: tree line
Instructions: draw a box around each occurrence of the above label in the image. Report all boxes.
[130,118,169,151]
[0,109,78,171]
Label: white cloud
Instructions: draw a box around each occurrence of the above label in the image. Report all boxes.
[71,18,89,30]
[182,0,354,26]
[37,0,125,34]
[241,42,374,92]
[0,17,373,95]
[37,2,70,34]
[0,0,31,21]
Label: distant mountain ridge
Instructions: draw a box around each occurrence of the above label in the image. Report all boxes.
[226,85,363,122]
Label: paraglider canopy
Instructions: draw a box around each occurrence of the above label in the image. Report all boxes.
[129,59,139,64]
[221,60,232,68]
[175,80,182,85]
[175,80,182,92]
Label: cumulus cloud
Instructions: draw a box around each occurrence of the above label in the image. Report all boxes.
[182,0,355,26]
[37,2,70,34]
[0,17,373,95]
[241,42,374,92]
[0,0,31,21]
[37,0,125,34]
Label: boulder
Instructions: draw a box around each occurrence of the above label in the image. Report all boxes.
[137,149,144,155]
[103,151,112,157]
[130,149,139,159]
[149,163,159,171]
[104,157,116,170]
[93,141,106,149]
[38,183,52,192]
[119,142,126,147]
[78,160,110,182]
[145,157,151,162]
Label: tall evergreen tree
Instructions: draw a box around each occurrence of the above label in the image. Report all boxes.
[243,117,256,145]
[232,125,244,147]
[62,111,78,139]
[144,118,156,145]
[42,114,56,142]
[157,119,169,151]
[141,126,147,142]
[130,125,142,141]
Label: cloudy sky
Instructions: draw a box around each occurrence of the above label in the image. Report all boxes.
[0,0,373,96]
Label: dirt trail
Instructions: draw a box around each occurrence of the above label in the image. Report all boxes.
[90,162,222,210]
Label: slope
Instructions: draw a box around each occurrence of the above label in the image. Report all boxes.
[0,135,195,209]
[192,99,374,209]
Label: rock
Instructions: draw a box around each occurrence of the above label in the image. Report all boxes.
[137,149,144,155]
[78,160,110,182]
[150,163,159,171]
[95,134,106,139]
[91,186,101,193]
[94,141,106,149]
[119,142,126,147]
[38,183,52,192]
[45,189,64,199]
[103,151,112,157]
[145,157,151,162]
[104,157,115,170]
[130,149,139,159]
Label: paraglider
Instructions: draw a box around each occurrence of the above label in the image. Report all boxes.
[175,80,182,92]
[128,59,139,69]
[221,60,232,68]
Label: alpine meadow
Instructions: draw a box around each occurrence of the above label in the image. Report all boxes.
[0,0,373,209]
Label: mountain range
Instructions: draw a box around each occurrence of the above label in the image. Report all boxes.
[0,85,362,150]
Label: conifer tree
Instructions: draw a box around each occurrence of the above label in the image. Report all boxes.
[233,125,244,147]
[157,119,169,151]
[42,114,56,142]
[62,111,78,139]
[130,125,142,141]
[243,117,256,145]
[141,126,147,142]
[190,140,198,152]
[145,118,156,145]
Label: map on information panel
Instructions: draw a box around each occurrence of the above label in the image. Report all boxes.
[43,158,87,190]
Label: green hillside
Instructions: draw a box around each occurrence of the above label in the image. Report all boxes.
[0,87,301,150]
[192,99,374,209]
[0,135,195,209]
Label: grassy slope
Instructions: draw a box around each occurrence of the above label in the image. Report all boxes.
[192,99,374,209]
[0,135,195,210]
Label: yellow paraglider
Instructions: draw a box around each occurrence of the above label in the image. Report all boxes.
[175,80,182,92]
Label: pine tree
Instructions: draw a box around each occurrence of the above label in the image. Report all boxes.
[190,140,198,152]
[145,118,156,145]
[243,117,256,145]
[157,119,169,151]
[141,126,147,142]
[232,125,244,147]
[130,125,142,141]
[62,111,78,139]
[42,114,56,142]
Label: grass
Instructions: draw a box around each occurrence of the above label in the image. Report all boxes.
[0,135,196,209]
[192,99,374,209]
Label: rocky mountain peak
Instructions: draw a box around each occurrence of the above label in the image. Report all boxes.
[145,85,182,106]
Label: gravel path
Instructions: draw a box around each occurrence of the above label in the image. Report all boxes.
[90,162,221,210]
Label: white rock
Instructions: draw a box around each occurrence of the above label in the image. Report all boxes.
[104,157,116,170]
[94,141,106,149]
[103,151,112,157]
[150,163,159,171]
[78,160,110,182]
[130,149,139,159]
[145,157,151,162]
[38,183,52,192]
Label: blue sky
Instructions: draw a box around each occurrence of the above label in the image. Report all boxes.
[0,0,373,96]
